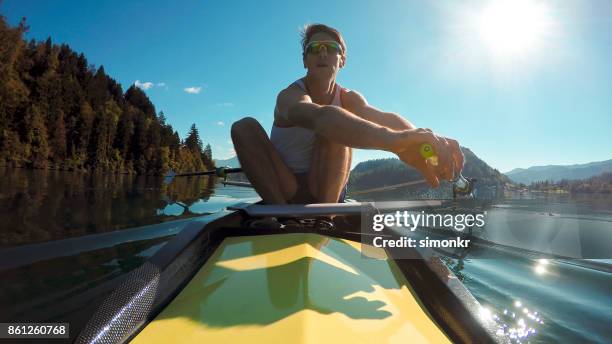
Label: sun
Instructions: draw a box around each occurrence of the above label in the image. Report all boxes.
[478,0,552,58]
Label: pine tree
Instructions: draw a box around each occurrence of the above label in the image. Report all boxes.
[125,85,155,117]
[158,146,170,173]
[25,104,49,168]
[51,109,67,163]
[0,129,23,165]
[91,112,110,170]
[88,65,109,110]
[158,111,166,125]
[69,101,95,168]
[114,110,134,161]
[203,143,213,169]
[131,110,149,160]
[184,124,203,155]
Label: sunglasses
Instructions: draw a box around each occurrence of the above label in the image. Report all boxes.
[304,41,343,55]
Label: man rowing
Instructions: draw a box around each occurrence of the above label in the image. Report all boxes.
[231,24,464,205]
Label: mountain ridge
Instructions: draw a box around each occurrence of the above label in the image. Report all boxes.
[214,156,240,168]
[506,159,612,184]
[348,147,509,199]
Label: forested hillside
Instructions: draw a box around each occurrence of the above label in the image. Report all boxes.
[0,15,213,174]
[529,172,612,193]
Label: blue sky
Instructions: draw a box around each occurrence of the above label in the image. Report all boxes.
[3,0,611,172]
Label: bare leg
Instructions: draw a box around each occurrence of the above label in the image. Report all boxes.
[308,135,352,203]
[231,117,297,204]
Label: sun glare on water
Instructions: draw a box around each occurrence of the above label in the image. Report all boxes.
[477,0,553,58]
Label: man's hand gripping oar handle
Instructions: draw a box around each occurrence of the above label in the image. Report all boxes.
[419,143,438,166]
[419,143,475,197]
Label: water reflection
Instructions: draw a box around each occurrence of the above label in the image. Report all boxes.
[0,167,256,247]
[0,236,169,323]
[0,170,260,337]
[157,194,259,217]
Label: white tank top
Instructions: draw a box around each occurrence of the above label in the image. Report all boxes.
[270,79,344,173]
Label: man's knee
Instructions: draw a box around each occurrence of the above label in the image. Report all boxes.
[231,117,261,141]
[232,117,260,132]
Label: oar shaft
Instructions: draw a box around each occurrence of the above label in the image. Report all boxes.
[222,181,253,188]
[174,167,242,177]
[164,167,243,184]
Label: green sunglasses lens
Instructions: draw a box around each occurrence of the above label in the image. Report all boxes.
[327,42,341,53]
[307,41,342,54]
[307,42,320,53]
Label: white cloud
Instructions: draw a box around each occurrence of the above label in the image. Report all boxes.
[228,148,236,155]
[184,86,202,94]
[216,121,225,126]
[135,80,167,90]
[134,80,154,90]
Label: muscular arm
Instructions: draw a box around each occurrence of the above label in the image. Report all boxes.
[274,85,464,187]
[343,90,415,131]
[276,86,399,151]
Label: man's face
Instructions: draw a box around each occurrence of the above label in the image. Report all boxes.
[303,32,345,78]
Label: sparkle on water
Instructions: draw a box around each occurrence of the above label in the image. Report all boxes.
[480,298,543,342]
[534,258,549,275]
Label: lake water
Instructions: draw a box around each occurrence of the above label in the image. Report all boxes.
[0,167,610,343]
[0,167,259,339]
[356,187,612,343]
[0,167,258,247]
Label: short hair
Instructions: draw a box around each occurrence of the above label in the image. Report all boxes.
[300,23,347,57]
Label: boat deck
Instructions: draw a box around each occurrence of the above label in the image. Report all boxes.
[131,233,450,343]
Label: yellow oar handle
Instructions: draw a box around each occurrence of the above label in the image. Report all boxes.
[419,143,438,166]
